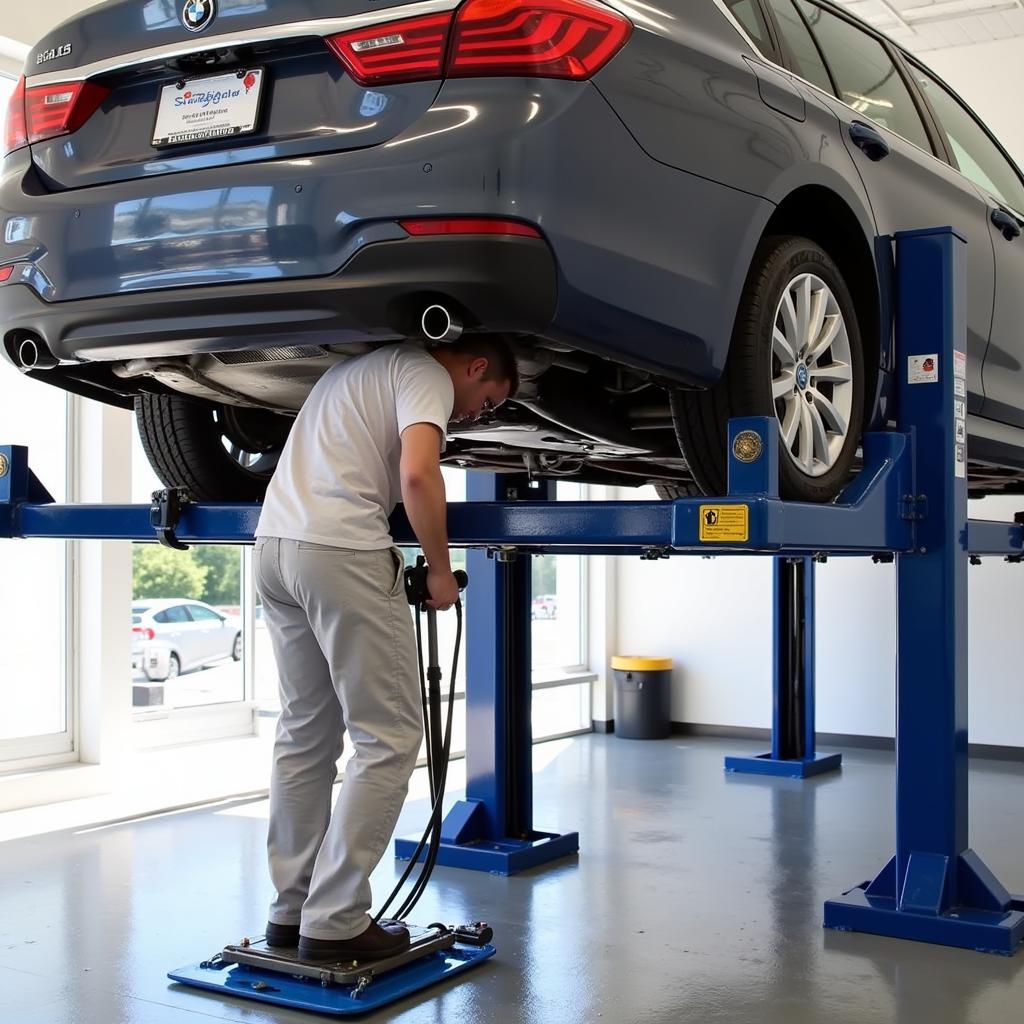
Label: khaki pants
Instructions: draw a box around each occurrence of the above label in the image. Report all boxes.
[254,537,421,940]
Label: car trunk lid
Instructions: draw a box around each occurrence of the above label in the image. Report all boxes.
[24,0,451,189]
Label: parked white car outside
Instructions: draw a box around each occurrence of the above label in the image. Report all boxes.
[131,599,241,682]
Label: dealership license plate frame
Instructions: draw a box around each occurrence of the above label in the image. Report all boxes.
[152,68,266,148]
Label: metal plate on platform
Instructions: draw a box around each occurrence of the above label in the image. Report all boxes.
[222,925,456,984]
[169,929,496,1016]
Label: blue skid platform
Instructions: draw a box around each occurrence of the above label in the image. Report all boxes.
[169,940,495,1016]
[724,751,842,779]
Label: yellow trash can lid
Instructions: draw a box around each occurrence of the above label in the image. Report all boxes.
[611,656,673,672]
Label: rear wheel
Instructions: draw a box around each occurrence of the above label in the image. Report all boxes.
[135,395,292,502]
[673,236,864,502]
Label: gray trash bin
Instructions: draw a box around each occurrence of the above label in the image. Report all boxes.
[612,656,673,740]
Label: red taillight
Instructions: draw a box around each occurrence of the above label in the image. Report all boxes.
[24,81,110,145]
[325,0,630,85]
[4,77,27,155]
[133,626,156,641]
[0,266,14,282]
[399,217,541,237]
[448,0,631,80]
[326,12,454,86]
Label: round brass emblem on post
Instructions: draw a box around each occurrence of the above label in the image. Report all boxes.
[732,430,764,464]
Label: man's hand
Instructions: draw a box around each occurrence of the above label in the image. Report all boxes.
[426,565,459,611]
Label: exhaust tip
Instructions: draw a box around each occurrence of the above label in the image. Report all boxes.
[421,304,463,343]
[15,335,58,371]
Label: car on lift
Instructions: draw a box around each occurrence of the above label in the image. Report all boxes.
[132,598,242,681]
[1,0,1023,502]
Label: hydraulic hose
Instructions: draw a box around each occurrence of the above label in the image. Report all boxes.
[374,561,466,923]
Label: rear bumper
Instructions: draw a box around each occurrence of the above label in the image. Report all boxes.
[0,233,557,363]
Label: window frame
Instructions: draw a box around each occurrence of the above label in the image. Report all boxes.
[759,0,838,98]
[900,52,1024,219]
[724,0,784,64]
[786,0,940,158]
[729,0,955,166]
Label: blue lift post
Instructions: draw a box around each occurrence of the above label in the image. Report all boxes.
[2,227,1023,964]
[724,556,841,778]
[822,228,1024,954]
[395,473,580,874]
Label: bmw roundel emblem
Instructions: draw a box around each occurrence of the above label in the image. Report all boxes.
[182,0,216,32]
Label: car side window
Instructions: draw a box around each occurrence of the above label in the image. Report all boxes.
[909,64,1024,214]
[795,1,932,154]
[763,0,833,95]
[724,0,775,56]
[157,606,191,624]
[188,604,221,622]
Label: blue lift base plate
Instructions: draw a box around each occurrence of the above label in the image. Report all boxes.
[724,752,842,778]
[825,890,1024,956]
[395,829,579,875]
[169,942,495,1016]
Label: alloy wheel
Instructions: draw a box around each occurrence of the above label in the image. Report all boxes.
[771,273,854,478]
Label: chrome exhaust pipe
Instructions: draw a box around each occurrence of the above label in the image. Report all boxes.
[420,304,463,343]
[15,335,59,371]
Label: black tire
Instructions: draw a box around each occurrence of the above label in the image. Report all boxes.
[163,653,181,682]
[232,633,242,662]
[673,236,864,502]
[135,395,291,502]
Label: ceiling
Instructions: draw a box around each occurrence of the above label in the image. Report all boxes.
[831,0,1024,51]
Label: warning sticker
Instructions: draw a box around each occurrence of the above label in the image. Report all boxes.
[954,350,967,380]
[954,400,966,420]
[954,377,966,397]
[908,354,939,384]
[955,419,966,443]
[955,443,967,478]
[699,505,749,543]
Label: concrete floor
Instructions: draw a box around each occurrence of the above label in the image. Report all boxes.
[1,734,1022,1024]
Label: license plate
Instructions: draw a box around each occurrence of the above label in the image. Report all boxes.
[152,68,264,147]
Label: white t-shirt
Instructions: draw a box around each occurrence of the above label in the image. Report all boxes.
[255,345,455,549]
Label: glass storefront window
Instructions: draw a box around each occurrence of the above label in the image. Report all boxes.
[0,350,70,749]
[130,421,246,713]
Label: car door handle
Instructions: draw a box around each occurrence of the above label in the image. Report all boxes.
[848,121,890,161]
[991,207,1022,241]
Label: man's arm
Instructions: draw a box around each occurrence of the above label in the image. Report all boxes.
[400,422,459,610]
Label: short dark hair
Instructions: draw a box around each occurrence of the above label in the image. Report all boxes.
[446,335,519,397]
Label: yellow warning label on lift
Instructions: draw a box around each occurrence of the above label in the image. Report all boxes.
[699,504,749,543]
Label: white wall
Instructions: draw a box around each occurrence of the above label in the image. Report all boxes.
[5,2,107,49]
[926,38,1024,166]
[614,489,1024,748]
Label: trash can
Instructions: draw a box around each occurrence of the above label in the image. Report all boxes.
[612,656,673,739]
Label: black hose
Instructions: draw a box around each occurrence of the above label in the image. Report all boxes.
[393,601,462,920]
[373,596,463,923]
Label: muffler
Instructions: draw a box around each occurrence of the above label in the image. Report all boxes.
[420,304,463,343]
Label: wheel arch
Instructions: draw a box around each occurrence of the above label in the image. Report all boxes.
[759,184,885,428]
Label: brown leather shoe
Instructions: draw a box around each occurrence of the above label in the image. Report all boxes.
[298,920,411,962]
[265,921,300,948]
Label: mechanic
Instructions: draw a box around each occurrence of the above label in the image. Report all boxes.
[253,337,518,962]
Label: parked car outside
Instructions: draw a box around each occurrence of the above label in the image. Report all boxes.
[531,594,558,620]
[3,0,1024,501]
[131,599,241,681]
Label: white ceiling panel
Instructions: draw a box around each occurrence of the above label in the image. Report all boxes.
[831,0,1024,51]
